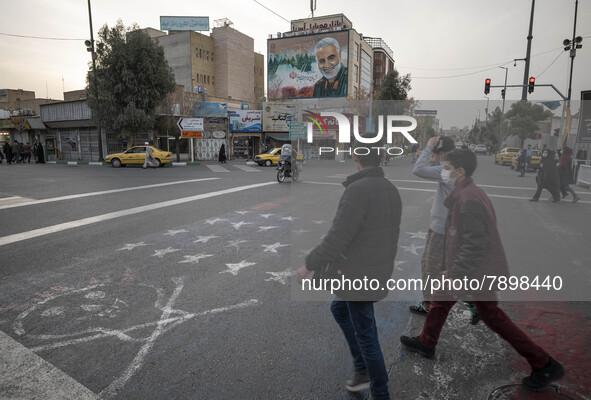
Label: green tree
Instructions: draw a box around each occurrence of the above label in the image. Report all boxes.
[505,101,553,147]
[378,69,411,101]
[86,20,176,140]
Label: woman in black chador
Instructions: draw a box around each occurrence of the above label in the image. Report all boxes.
[218,144,227,163]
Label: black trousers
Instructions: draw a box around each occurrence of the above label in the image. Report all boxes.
[532,183,560,201]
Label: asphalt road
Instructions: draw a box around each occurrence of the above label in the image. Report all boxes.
[0,156,590,399]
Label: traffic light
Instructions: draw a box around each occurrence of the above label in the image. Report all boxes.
[84,39,93,52]
[501,89,506,100]
[528,76,535,94]
[484,78,491,95]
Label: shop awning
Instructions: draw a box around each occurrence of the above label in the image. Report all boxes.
[265,133,291,141]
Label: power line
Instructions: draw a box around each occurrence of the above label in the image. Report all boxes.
[408,66,502,79]
[534,50,565,79]
[252,0,290,23]
[0,32,85,41]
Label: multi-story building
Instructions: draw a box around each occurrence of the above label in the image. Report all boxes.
[362,37,395,97]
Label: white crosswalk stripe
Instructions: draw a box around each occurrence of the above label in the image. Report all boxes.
[205,165,231,173]
[233,165,261,172]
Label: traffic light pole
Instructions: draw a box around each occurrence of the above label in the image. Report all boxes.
[521,0,536,101]
[87,0,103,162]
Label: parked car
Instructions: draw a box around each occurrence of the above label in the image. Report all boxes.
[255,147,303,166]
[474,144,488,154]
[511,149,542,170]
[494,147,520,165]
[105,146,172,168]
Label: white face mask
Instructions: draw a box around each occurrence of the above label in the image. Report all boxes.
[441,168,458,185]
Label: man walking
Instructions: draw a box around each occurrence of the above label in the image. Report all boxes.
[297,138,402,400]
[400,149,565,392]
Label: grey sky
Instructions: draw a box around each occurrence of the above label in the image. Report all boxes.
[1,0,589,128]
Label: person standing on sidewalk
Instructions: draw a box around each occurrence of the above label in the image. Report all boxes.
[296,137,402,400]
[559,146,581,202]
[530,149,560,202]
[409,136,479,322]
[400,149,565,392]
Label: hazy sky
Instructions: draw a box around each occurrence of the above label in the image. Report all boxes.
[1,0,590,128]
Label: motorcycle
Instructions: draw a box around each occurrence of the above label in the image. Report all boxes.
[277,160,299,183]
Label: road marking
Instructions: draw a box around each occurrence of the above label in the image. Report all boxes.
[0,181,275,247]
[0,178,221,210]
[302,181,591,203]
[206,164,230,172]
[234,165,261,172]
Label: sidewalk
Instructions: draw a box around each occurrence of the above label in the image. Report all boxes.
[388,301,589,400]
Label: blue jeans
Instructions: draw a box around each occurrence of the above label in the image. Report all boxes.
[331,299,390,400]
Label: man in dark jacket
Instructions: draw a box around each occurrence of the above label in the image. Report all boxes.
[400,149,565,392]
[297,139,402,400]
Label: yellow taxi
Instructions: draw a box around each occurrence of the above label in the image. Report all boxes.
[105,146,173,168]
[511,149,542,171]
[494,147,520,165]
[255,147,304,166]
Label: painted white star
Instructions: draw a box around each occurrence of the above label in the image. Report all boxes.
[193,235,219,244]
[280,216,295,221]
[163,229,188,236]
[258,226,279,232]
[299,247,314,256]
[117,242,149,251]
[178,253,213,264]
[221,260,257,275]
[293,228,312,235]
[312,220,326,224]
[235,210,252,215]
[262,242,290,253]
[394,260,407,271]
[152,247,181,258]
[265,269,295,285]
[407,231,428,240]
[259,213,275,219]
[227,239,249,249]
[400,244,425,256]
[230,221,253,230]
[204,218,227,225]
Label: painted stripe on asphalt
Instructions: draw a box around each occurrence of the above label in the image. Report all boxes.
[0,178,220,211]
[234,165,261,172]
[303,181,591,203]
[0,181,275,247]
[206,165,231,172]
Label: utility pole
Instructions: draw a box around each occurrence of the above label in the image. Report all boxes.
[87,0,103,162]
[521,0,536,101]
[561,0,582,147]
[499,66,508,144]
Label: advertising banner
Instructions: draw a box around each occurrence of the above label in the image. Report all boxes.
[268,31,349,99]
[263,103,300,132]
[576,91,591,143]
[229,110,262,133]
[160,16,209,31]
[194,102,228,118]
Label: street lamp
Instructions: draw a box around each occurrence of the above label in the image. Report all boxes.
[498,66,509,145]
[87,0,103,162]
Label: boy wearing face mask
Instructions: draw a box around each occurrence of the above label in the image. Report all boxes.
[401,149,565,392]
[411,136,482,321]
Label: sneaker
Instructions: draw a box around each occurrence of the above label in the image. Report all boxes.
[573,197,581,203]
[345,371,370,392]
[409,303,429,316]
[400,336,435,359]
[522,356,565,391]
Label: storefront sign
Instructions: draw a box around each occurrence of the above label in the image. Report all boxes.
[230,110,262,132]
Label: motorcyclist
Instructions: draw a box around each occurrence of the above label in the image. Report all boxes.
[277,143,297,172]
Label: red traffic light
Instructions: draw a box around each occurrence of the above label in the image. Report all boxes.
[485,78,491,84]
[484,78,491,95]
[529,77,535,84]
[528,76,535,94]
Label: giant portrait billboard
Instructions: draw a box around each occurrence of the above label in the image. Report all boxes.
[268,31,349,99]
